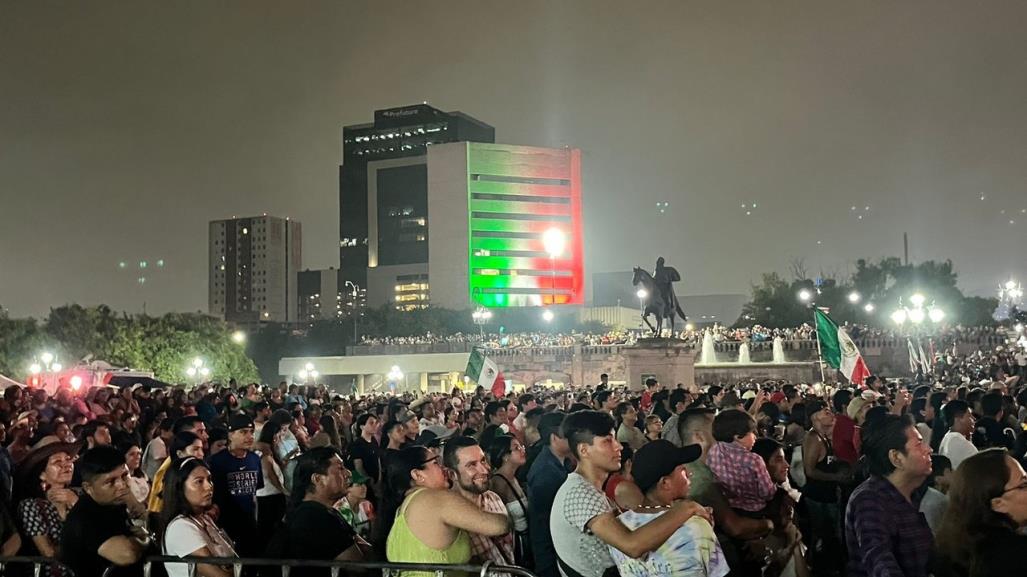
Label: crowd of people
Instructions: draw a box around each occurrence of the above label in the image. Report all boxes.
[0,336,1026,577]
[357,324,1012,352]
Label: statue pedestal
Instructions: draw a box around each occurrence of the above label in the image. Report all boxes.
[623,338,696,391]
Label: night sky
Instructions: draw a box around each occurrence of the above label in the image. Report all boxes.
[2,1,1026,318]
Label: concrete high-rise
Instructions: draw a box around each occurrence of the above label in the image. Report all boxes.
[209,215,301,323]
[338,104,495,296]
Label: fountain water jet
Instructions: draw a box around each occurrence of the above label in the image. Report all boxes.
[772,336,787,364]
[737,342,751,364]
[700,330,718,365]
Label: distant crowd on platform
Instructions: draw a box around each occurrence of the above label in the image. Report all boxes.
[0,334,1026,577]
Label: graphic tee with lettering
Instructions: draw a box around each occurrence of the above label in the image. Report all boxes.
[208,450,263,525]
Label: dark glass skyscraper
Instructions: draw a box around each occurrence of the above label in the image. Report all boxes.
[339,104,494,289]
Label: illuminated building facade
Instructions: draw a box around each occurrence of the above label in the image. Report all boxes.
[427,142,585,309]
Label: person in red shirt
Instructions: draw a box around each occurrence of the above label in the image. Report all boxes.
[831,389,859,465]
[639,378,660,414]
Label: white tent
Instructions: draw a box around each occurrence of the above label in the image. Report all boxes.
[0,374,24,390]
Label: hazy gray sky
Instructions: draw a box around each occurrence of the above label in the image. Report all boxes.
[2,0,1025,318]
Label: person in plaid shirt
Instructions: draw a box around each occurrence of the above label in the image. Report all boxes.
[443,436,515,566]
[705,409,776,513]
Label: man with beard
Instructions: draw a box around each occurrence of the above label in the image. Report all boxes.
[443,436,514,566]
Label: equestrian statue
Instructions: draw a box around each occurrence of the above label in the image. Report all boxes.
[632,256,687,337]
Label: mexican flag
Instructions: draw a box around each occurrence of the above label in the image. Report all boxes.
[814,309,871,386]
[466,347,507,397]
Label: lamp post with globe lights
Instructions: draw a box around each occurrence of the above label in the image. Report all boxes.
[185,358,211,386]
[297,362,319,384]
[891,293,945,335]
[28,352,62,388]
[472,307,493,339]
[387,365,404,392]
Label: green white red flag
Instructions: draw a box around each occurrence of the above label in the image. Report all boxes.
[814,309,871,386]
[465,347,506,397]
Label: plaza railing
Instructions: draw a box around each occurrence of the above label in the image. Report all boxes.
[143,555,539,577]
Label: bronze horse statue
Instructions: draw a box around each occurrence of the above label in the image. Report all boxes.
[632,266,687,337]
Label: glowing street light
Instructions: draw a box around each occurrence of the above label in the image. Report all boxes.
[542,309,555,322]
[891,309,908,325]
[231,331,246,344]
[40,352,54,365]
[192,358,203,369]
[848,292,861,304]
[909,293,926,308]
[864,303,875,313]
[29,363,41,375]
[387,365,404,382]
[928,308,945,323]
[908,308,926,324]
[798,289,812,303]
[636,289,648,300]
[69,375,83,390]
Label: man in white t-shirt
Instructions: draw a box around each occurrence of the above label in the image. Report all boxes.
[938,400,977,470]
[550,411,711,577]
[609,440,727,577]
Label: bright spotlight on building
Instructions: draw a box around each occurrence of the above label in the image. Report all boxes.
[542,228,566,258]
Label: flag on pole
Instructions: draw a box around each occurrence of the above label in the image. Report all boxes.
[907,339,921,373]
[917,339,931,373]
[814,309,871,386]
[465,347,507,397]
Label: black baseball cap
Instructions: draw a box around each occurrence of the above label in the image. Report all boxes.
[631,439,702,493]
[228,414,255,432]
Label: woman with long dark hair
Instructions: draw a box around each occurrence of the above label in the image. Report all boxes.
[488,435,532,567]
[383,445,509,575]
[254,415,288,538]
[935,448,1027,576]
[160,457,237,577]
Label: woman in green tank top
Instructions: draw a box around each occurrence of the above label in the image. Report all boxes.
[384,445,511,576]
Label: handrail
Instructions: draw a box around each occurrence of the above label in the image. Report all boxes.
[143,555,539,577]
[0,555,76,577]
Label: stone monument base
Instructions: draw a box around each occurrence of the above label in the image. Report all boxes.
[622,338,696,391]
[694,362,826,386]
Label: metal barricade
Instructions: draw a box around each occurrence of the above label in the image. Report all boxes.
[143,555,539,577]
[0,556,76,577]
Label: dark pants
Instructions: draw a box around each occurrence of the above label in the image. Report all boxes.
[257,494,287,548]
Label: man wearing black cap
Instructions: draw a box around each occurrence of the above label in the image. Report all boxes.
[207,413,263,556]
[609,440,727,577]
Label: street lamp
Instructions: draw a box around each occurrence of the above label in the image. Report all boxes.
[848,291,861,304]
[231,331,246,344]
[891,295,944,332]
[864,303,875,313]
[798,289,812,303]
[28,352,62,387]
[472,307,493,339]
[542,309,555,323]
[186,358,209,385]
[345,280,361,343]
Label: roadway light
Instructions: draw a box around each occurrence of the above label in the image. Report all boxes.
[542,309,555,322]
[864,303,875,313]
[848,292,861,304]
[910,293,926,308]
[192,358,203,368]
[40,352,54,365]
[232,331,246,344]
[928,308,945,323]
[891,309,907,325]
[798,289,812,303]
[29,363,41,374]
